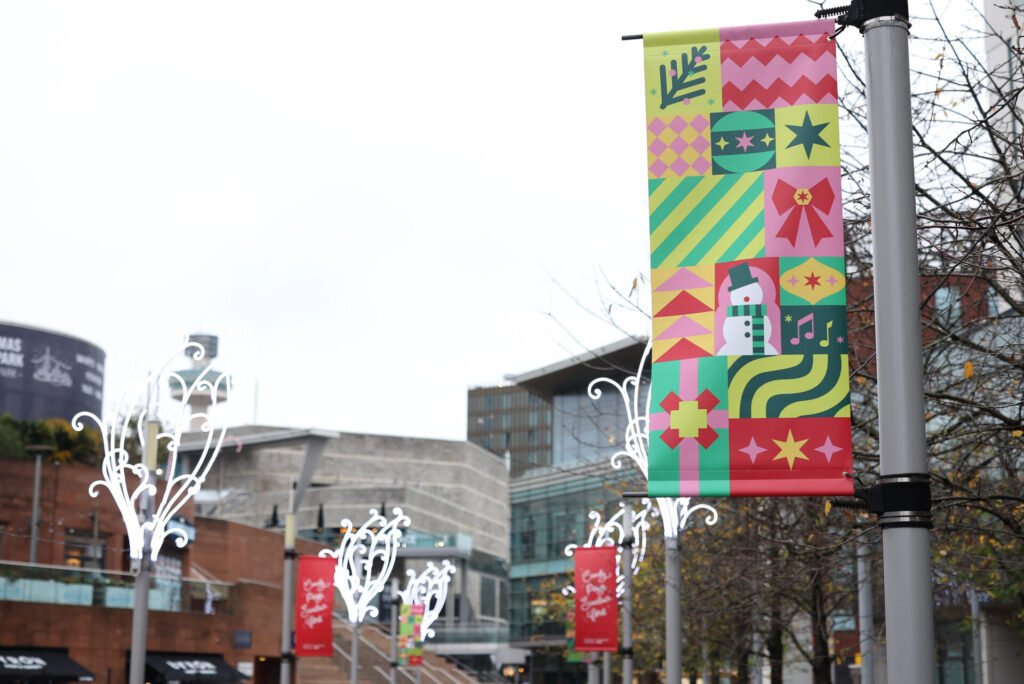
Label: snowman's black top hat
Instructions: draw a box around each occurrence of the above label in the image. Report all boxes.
[727,263,760,291]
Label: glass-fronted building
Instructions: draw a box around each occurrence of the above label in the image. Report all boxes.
[468,338,648,683]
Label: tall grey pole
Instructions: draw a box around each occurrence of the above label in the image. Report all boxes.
[621,505,634,684]
[128,421,159,684]
[389,579,399,684]
[857,541,875,684]
[863,5,936,683]
[28,452,43,564]
[280,486,297,684]
[351,620,360,684]
[586,655,599,684]
[664,536,680,684]
[970,590,984,684]
[602,652,611,684]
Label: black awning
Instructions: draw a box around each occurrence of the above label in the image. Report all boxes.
[0,649,94,682]
[145,654,246,684]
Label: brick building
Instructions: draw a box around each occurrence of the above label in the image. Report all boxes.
[0,457,324,684]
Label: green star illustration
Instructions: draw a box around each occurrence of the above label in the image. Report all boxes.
[706,98,715,105]
[661,50,669,56]
[786,112,830,158]
[649,88,657,96]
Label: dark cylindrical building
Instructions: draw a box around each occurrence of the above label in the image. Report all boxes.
[0,322,105,421]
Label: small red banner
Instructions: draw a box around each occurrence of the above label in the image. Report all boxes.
[573,547,619,652]
[295,556,335,657]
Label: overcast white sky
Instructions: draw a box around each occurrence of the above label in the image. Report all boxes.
[0,1,974,440]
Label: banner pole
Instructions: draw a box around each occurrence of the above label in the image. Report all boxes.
[602,652,611,684]
[621,505,634,684]
[280,485,297,684]
[857,540,875,684]
[665,536,680,684]
[351,621,360,684]
[389,579,399,684]
[861,5,935,683]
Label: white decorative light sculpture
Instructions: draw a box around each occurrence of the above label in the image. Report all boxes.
[321,507,411,623]
[588,338,718,684]
[563,500,653,598]
[73,339,230,561]
[397,560,457,639]
[320,507,410,684]
[73,339,230,684]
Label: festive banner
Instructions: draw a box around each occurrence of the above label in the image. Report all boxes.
[643,19,854,497]
[398,603,425,666]
[295,556,336,657]
[573,547,618,652]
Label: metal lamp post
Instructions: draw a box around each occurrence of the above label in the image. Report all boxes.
[563,502,652,684]
[73,340,230,684]
[320,507,410,684]
[589,339,719,684]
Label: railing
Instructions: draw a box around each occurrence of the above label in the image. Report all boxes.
[428,623,510,644]
[0,560,236,614]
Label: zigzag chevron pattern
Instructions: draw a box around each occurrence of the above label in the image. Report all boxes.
[727,353,851,418]
[721,35,833,66]
[721,32,837,111]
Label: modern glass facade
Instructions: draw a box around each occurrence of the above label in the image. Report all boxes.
[467,385,553,477]
[509,476,621,641]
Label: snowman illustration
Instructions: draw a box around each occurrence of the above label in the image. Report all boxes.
[718,263,778,356]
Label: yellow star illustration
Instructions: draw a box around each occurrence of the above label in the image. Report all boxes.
[715,137,729,150]
[772,430,809,470]
[761,132,774,146]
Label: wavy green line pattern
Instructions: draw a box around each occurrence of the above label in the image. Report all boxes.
[728,353,851,418]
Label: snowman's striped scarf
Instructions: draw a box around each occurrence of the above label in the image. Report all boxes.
[726,304,767,354]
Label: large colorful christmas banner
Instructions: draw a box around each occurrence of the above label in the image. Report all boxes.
[295,556,336,656]
[573,547,619,652]
[643,19,854,497]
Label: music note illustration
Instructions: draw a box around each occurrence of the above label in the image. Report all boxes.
[790,314,815,345]
[819,320,834,348]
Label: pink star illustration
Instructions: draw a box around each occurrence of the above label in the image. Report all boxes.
[739,436,767,464]
[827,275,838,286]
[814,436,843,463]
[788,276,800,286]
[735,132,754,151]
[836,336,845,344]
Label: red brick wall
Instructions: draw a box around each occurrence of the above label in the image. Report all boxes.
[0,459,193,572]
[1,460,327,684]
[0,582,282,684]
[846,275,992,378]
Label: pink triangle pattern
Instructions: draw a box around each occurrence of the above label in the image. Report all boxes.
[656,268,713,291]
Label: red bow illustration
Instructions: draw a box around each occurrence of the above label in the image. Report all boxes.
[772,178,835,247]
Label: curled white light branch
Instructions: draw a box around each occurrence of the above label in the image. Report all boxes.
[321,507,411,624]
[73,340,230,561]
[397,560,456,639]
[587,338,719,540]
[563,499,653,598]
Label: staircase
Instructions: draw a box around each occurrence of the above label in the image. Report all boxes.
[296,620,480,684]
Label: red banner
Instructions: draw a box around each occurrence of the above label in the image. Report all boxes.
[295,556,335,657]
[573,547,618,652]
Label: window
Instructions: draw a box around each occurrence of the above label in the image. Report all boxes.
[934,286,961,329]
[480,576,497,616]
[63,534,105,569]
[987,286,1003,318]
